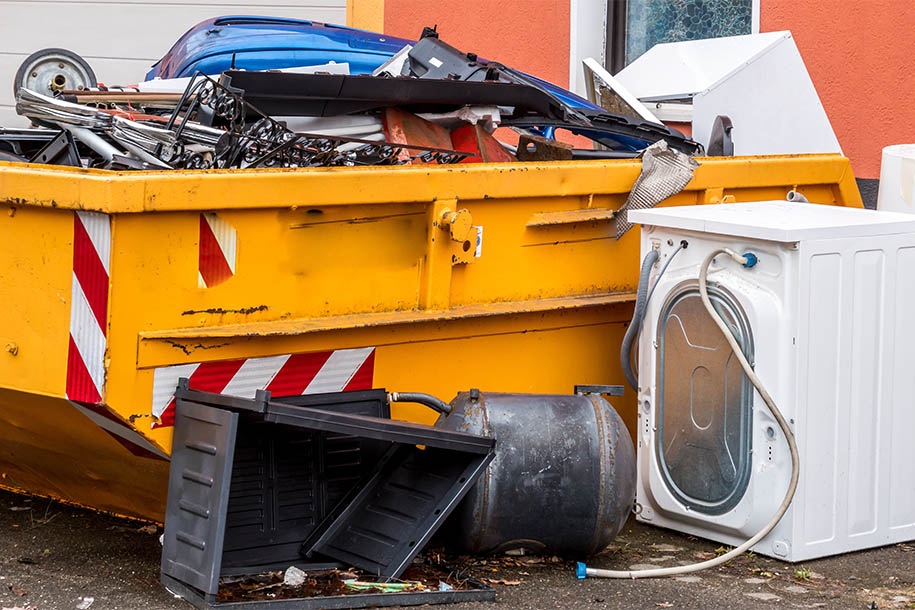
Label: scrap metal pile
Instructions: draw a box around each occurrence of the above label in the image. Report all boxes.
[2,27,700,171]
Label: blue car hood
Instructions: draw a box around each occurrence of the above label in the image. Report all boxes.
[146,16,602,112]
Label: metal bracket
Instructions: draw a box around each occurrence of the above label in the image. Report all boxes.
[439,207,473,242]
[703,187,736,204]
[574,384,625,396]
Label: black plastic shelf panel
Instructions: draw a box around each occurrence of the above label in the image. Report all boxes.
[219,392,391,573]
[302,444,495,579]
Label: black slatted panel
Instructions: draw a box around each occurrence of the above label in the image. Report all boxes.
[221,423,320,570]
[324,433,372,510]
[220,393,390,572]
[160,400,238,596]
[304,445,494,579]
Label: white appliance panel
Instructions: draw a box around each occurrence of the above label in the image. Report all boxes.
[634,201,915,561]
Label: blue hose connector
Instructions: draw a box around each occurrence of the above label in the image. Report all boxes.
[576,562,587,579]
[742,252,758,268]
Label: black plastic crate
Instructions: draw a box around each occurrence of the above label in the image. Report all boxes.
[161,385,495,609]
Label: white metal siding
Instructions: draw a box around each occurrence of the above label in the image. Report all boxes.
[0,1,347,127]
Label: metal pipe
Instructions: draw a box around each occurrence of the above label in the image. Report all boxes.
[61,92,186,104]
[388,392,452,415]
[570,149,640,160]
[117,140,173,169]
[63,125,120,161]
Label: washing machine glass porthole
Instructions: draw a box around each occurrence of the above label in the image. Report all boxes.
[655,280,754,515]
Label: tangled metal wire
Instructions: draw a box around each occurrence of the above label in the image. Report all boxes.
[15,74,474,170]
[161,74,473,170]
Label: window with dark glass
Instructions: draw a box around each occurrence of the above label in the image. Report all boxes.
[606,0,754,72]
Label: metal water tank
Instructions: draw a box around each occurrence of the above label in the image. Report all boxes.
[439,390,636,556]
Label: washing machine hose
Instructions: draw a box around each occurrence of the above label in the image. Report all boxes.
[622,242,689,391]
[620,249,659,390]
[580,248,800,579]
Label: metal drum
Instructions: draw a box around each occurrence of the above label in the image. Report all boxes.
[439,390,636,556]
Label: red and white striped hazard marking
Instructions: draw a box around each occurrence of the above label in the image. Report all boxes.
[66,211,110,404]
[151,347,375,428]
[65,211,167,459]
[198,213,236,288]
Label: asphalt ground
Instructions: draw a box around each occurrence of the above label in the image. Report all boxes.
[1,488,913,610]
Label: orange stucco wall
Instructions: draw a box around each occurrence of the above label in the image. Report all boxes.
[761,1,915,178]
[382,0,571,88]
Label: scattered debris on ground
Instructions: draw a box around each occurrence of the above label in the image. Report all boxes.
[2,488,914,609]
[215,564,481,603]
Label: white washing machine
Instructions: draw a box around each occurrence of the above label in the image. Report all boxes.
[628,201,915,562]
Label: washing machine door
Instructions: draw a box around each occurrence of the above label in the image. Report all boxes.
[654,280,754,516]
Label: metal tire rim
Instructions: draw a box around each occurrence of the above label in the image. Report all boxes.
[14,48,96,98]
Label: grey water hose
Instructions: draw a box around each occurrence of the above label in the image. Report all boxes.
[580,248,800,579]
[387,391,452,415]
[621,241,688,391]
[621,249,659,391]
[645,241,687,307]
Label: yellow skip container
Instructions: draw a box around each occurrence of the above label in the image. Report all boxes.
[0,155,862,521]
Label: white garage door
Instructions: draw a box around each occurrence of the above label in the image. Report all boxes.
[0,0,347,126]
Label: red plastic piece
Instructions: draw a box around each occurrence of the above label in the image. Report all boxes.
[450,124,517,164]
[382,107,453,164]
